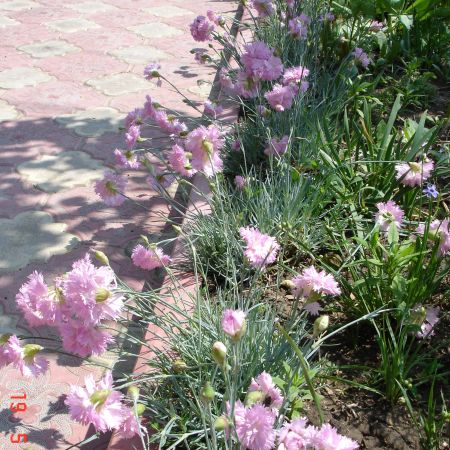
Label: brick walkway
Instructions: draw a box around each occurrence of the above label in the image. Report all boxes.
[0,0,235,448]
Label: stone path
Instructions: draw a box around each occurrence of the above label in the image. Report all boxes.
[0,0,235,448]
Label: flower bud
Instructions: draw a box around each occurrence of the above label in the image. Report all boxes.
[136,403,146,416]
[23,344,43,359]
[0,333,12,345]
[90,389,111,407]
[200,382,215,404]
[95,288,111,303]
[245,390,264,407]
[94,250,109,266]
[172,225,183,235]
[222,309,246,342]
[127,386,140,401]
[172,359,188,373]
[313,315,329,338]
[214,415,229,431]
[212,341,227,366]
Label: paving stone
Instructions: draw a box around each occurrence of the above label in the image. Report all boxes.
[0,15,20,27]
[109,45,170,65]
[0,0,39,11]
[0,211,79,272]
[0,66,53,89]
[86,72,150,96]
[142,5,193,18]
[128,22,183,39]
[17,150,105,193]
[18,39,80,58]
[46,18,99,33]
[188,81,213,99]
[55,106,123,137]
[65,1,117,14]
[0,99,20,121]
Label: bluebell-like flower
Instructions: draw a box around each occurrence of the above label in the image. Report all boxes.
[423,184,439,199]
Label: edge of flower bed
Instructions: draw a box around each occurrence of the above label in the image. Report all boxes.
[105,4,245,449]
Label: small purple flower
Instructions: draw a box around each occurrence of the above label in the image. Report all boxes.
[423,184,439,199]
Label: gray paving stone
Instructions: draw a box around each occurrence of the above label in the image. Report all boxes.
[65,1,117,13]
[0,67,54,89]
[86,73,150,96]
[0,0,40,11]
[128,22,183,39]
[18,39,80,58]
[109,45,170,65]
[46,18,99,33]
[141,5,193,18]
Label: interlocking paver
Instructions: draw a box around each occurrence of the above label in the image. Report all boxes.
[0,14,19,27]
[128,22,183,38]
[142,5,194,18]
[0,67,53,89]
[46,17,99,33]
[0,0,40,11]
[65,1,118,14]
[109,44,170,64]
[18,39,80,58]
[86,72,150,96]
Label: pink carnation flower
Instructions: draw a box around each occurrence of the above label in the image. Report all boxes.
[143,63,162,87]
[16,271,61,327]
[234,175,246,190]
[417,218,450,256]
[114,149,140,169]
[278,418,318,450]
[235,70,261,98]
[265,84,296,112]
[117,406,142,439]
[416,306,440,338]
[207,10,224,26]
[395,159,434,187]
[65,372,126,433]
[94,171,127,207]
[190,15,214,42]
[315,423,359,450]
[264,135,289,156]
[59,321,114,357]
[282,66,310,92]
[252,0,276,18]
[204,100,224,118]
[169,144,196,177]
[153,109,188,137]
[249,371,284,409]
[0,334,21,369]
[185,125,224,177]
[147,167,175,189]
[222,309,246,340]
[125,125,141,149]
[353,47,370,68]
[236,404,276,450]
[7,336,49,378]
[374,200,404,232]
[369,20,384,32]
[219,68,235,91]
[131,244,171,271]
[125,108,145,129]
[239,227,280,268]
[241,41,283,81]
[289,15,310,39]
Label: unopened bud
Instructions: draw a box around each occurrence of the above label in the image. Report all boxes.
[136,403,146,416]
[94,250,109,266]
[212,341,227,366]
[172,359,188,373]
[214,415,229,431]
[201,140,214,155]
[95,288,111,303]
[127,386,140,401]
[0,333,12,345]
[313,315,329,338]
[245,390,264,407]
[200,382,215,404]
[172,225,183,235]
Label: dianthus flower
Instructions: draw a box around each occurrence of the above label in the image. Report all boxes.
[235,70,260,98]
[147,167,175,189]
[239,226,280,268]
[353,47,370,68]
[234,175,246,190]
[369,20,384,32]
[248,372,284,409]
[282,66,310,94]
[59,320,113,357]
[143,63,162,87]
[417,218,450,256]
[395,158,434,187]
[124,108,145,129]
[374,200,404,232]
[185,125,224,177]
[153,109,188,136]
[131,244,171,270]
[315,423,359,450]
[236,404,276,450]
[265,135,289,156]
[65,372,126,433]
[7,336,49,378]
[194,49,210,64]
[114,149,140,169]
[278,417,318,450]
[204,100,224,118]
[169,144,196,177]
[241,41,283,81]
[94,171,127,207]
[222,309,246,341]
[117,406,142,438]
[16,271,62,327]
[207,9,224,25]
[190,15,214,42]
[219,68,235,91]
[252,0,276,18]
[265,84,296,112]
[288,15,310,39]
[416,306,440,338]
[125,125,141,149]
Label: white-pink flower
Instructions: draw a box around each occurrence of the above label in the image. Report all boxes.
[234,175,246,190]
[169,144,196,177]
[416,306,440,339]
[417,218,450,256]
[221,309,246,340]
[249,371,284,409]
[117,406,142,438]
[264,135,289,156]
[353,47,370,68]
[395,159,434,187]
[278,417,318,450]
[252,0,276,18]
[374,200,404,231]
[94,171,127,207]
[236,404,276,450]
[315,423,359,450]
[114,149,140,169]
[131,244,171,271]
[239,226,280,268]
[241,41,283,81]
[7,336,49,378]
[190,15,214,42]
[265,84,296,112]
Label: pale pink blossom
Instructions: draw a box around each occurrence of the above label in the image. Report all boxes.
[185,125,224,177]
[207,10,224,25]
[315,423,359,450]
[252,0,276,18]
[293,266,341,298]
[114,149,140,169]
[125,125,141,149]
[219,68,235,91]
[169,144,196,177]
[353,47,370,68]
[190,15,214,42]
[282,66,310,94]
[147,167,175,189]
[144,63,162,87]
[369,20,384,32]
[131,244,171,271]
[59,321,113,357]
[234,175,246,190]
[65,372,126,433]
[288,15,310,39]
[117,406,142,438]
[239,227,280,268]
[8,336,49,378]
[125,108,145,128]
[278,418,318,450]
[16,271,61,327]
[153,109,188,136]
[417,218,450,255]
[0,335,21,369]
[265,84,296,111]
[204,100,224,118]
[241,41,283,81]
[249,372,284,409]
[235,70,260,98]
[222,309,246,340]
[94,171,127,207]
[236,404,276,450]
[416,306,440,338]
[265,135,289,156]
[395,159,434,186]
[374,200,404,231]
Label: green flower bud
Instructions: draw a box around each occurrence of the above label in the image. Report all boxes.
[212,341,227,366]
[201,140,214,155]
[214,415,229,431]
[94,250,109,266]
[90,389,110,408]
[136,403,146,416]
[410,307,426,326]
[0,333,12,345]
[127,386,140,401]
[95,288,111,303]
[245,390,265,407]
[200,382,215,404]
[172,359,188,373]
[313,315,329,338]
[23,344,43,359]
